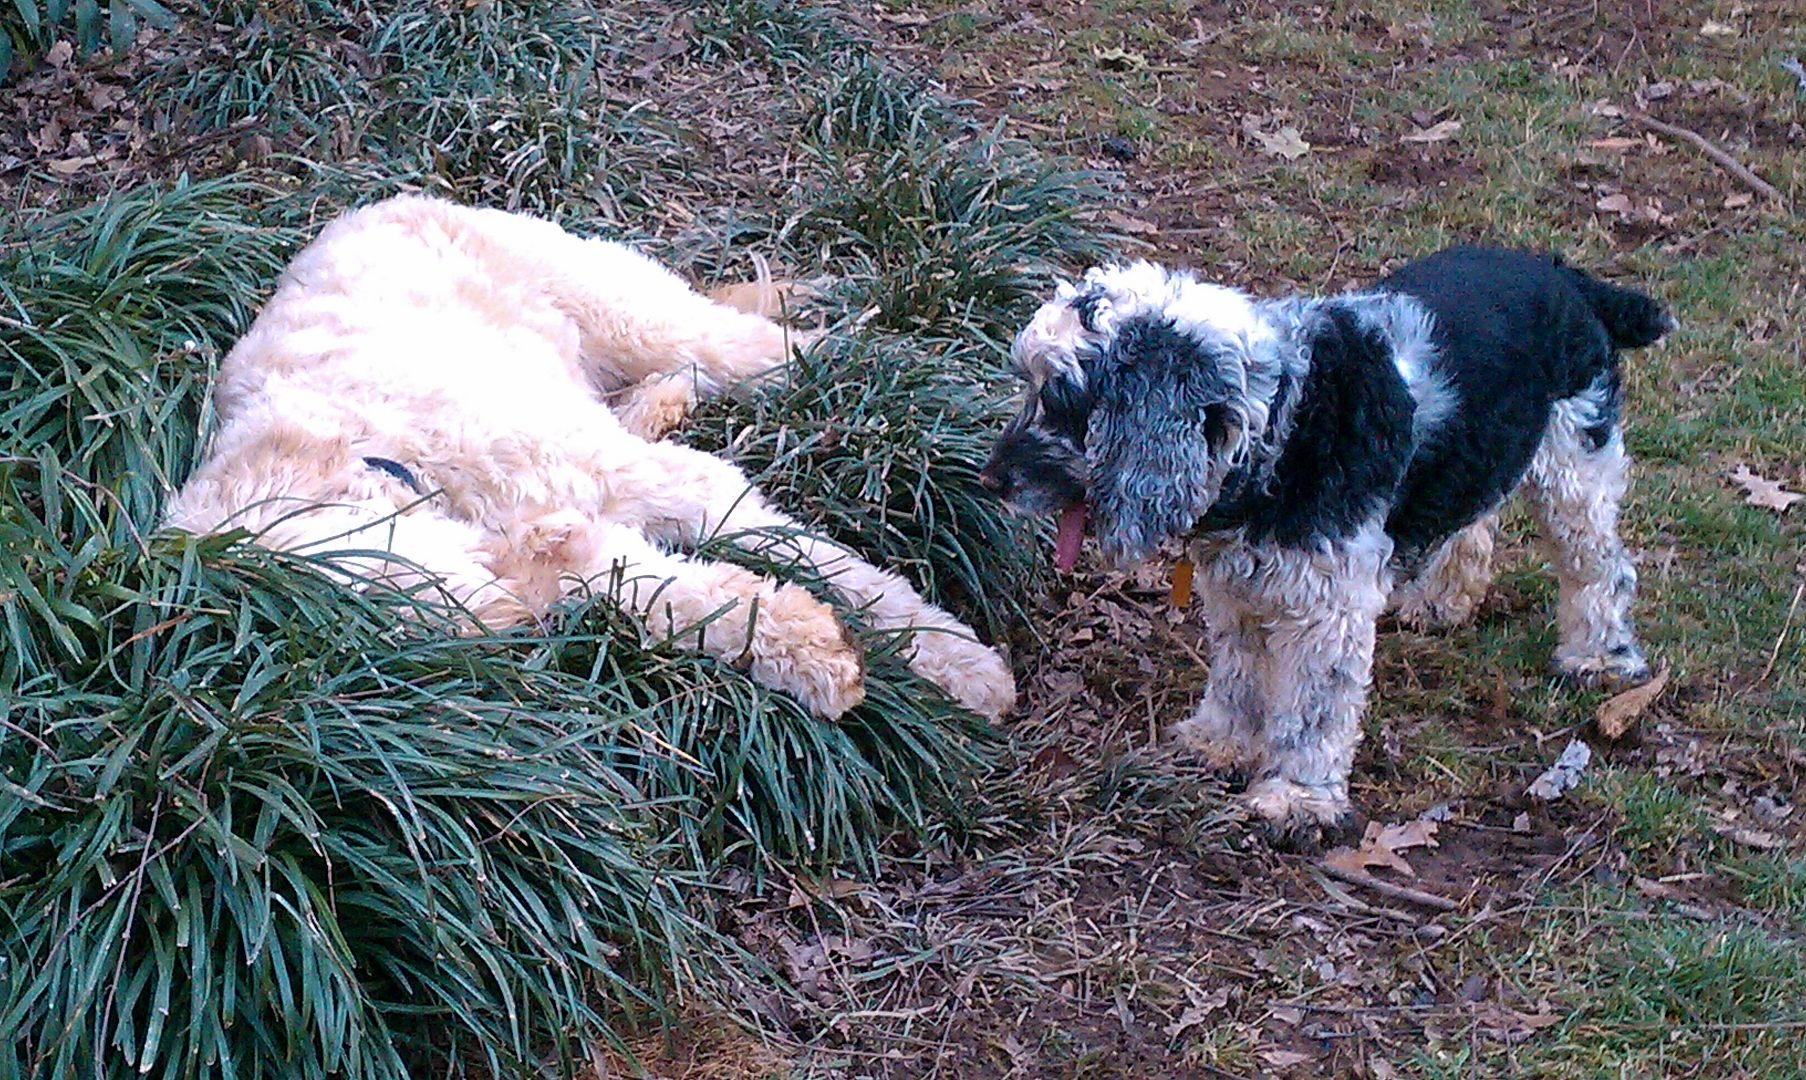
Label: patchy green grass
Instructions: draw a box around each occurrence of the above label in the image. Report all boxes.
[1500,886,1806,1077]
[885,0,1805,1074]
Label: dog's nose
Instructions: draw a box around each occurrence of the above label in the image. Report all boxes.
[978,471,1006,496]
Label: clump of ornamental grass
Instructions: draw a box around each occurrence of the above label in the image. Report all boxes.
[0,147,1012,1080]
[0,0,175,80]
[1,2,1118,1073]
[683,333,1047,638]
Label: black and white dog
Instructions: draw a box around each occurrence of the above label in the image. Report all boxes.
[981,247,1672,843]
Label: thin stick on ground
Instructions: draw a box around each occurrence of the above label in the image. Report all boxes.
[1747,577,1805,692]
[1626,110,1788,205]
[1315,863,1461,912]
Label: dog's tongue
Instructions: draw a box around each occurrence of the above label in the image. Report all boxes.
[1053,503,1088,573]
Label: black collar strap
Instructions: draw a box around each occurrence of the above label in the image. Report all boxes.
[363,456,426,495]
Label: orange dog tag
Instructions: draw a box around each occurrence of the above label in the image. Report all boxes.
[1169,557,1194,609]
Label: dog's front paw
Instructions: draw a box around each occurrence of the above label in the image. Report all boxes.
[906,632,1017,720]
[1554,641,1651,690]
[612,373,697,441]
[1165,703,1257,774]
[1245,778,1355,854]
[745,584,867,719]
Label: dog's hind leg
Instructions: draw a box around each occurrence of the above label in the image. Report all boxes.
[1524,380,1650,686]
[1235,527,1394,848]
[1389,511,1498,630]
[439,201,801,390]
[609,439,1017,720]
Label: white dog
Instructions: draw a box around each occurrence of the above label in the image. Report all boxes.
[164,195,1016,721]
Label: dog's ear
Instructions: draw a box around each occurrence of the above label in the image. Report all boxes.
[1084,318,1240,566]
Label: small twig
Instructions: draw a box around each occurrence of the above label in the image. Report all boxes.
[1626,109,1787,205]
[1315,863,1460,912]
[1748,577,1804,691]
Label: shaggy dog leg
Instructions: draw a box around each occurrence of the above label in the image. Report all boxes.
[613,262,821,442]
[1166,572,1264,773]
[1230,526,1393,846]
[347,197,805,441]
[613,440,1018,720]
[553,517,867,719]
[611,374,706,443]
[1389,512,1498,630]
[1525,382,1649,686]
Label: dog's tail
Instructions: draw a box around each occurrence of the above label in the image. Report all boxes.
[1561,261,1675,349]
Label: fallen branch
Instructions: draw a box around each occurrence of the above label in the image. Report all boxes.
[1627,110,1788,205]
[1317,863,1460,912]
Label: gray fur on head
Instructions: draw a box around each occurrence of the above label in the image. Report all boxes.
[1085,316,1250,565]
[1083,274,1294,565]
[983,262,1295,566]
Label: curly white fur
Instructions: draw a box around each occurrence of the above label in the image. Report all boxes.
[1168,522,1395,831]
[163,195,1016,721]
[1524,385,1648,685]
[1390,511,1498,630]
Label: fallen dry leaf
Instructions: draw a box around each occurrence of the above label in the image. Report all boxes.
[1324,818,1440,878]
[1728,463,1803,513]
[1094,45,1148,72]
[1700,19,1739,38]
[1595,192,1636,214]
[1401,119,1461,143]
[1367,1058,1403,1080]
[1712,823,1786,850]
[1527,739,1592,801]
[1724,191,1754,209]
[1633,875,1683,901]
[46,156,102,175]
[1101,210,1160,237]
[1260,1048,1315,1068]
[871,8,930,26]
[1589,136,1642,152]
[1163,986,1230,1038]
[1595,663,1669,740]
[1255,125,1311,159]
[1242,114,1311,159]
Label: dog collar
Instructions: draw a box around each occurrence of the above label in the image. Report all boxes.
[363,456,426,495]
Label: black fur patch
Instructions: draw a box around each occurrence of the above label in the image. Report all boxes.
[1200,306,1416,547]
[1071,285,1107,332]
[1377,246,1660,557]
[983,245,1671,568]
[1038,372,1095,449]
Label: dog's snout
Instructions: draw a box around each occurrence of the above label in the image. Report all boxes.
[978,468,1007,496]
